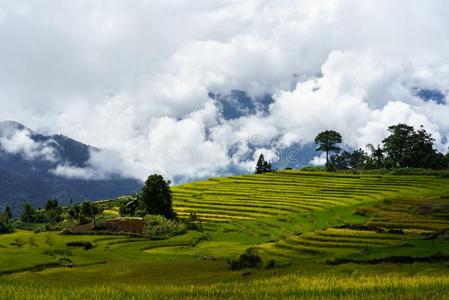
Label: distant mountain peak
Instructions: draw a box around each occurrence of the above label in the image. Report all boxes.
[0,120,26,129]
[0,120,141,213]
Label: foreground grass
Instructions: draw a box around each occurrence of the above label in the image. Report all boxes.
[1,273,449,299]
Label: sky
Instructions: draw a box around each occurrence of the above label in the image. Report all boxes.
[1,0,449,182]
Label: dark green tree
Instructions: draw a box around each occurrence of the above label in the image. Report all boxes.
[255,154,273,174]
[20,203,35,223]
[44,199,62,223]
[68,205,80,220]
[81,202,98,225]
[45,199,59,211]
[382,124,416,168]
[0,206,12,223]
[383,124,447,169]
[329,149,367,170]
[140,174,176,219]
[314,130,343,168]
[366,144,385,169]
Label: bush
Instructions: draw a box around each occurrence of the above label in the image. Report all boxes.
[191,233,209,247]
[265,259,278,269]
[57,257,73,267]
[66,241,93,250]
[0,221,13,234]
[184,212,203,231]
[229,248,262,270]
[144,215,186,240]
[43,248,72,257]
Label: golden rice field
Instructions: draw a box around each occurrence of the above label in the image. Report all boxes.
[2,273,449,299]
[2,170,449,299]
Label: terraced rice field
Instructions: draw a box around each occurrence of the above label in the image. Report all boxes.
[272,228,407,256]
[174,172,443,218]
[3,170,449,299]
[172,171,449,261]
[173,171,449,231]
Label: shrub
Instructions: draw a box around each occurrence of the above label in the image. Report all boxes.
[191,233,209,247]
[265,259,278,269]
[0,221,13,234]
[66,241,93,250]
[229,248,262,270]
[184,212,203,231]
[57,257,73,267]
[144,215,186,240]
[43,248,72,257]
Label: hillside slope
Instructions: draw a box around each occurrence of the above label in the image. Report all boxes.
[2,171,449,299]
[0,121,141,213]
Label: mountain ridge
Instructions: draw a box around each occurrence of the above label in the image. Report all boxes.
[0,120,141,214]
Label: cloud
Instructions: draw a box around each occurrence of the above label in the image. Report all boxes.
[310,154,326,166]
[1,1,449,181]
[50,164,104,180]
[0,125,57,162]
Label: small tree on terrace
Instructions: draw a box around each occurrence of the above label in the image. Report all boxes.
[314,130,343,168]
[140,174,176,219]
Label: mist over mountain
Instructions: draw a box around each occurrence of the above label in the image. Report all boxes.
[0,121,141,214]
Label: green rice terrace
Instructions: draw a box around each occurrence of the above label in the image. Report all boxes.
[2,170,449,299]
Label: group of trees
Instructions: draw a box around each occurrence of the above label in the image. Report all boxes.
[314,124,449,171]
[5,174,177,229]
[20,199,63,224]
[67,202,99,225]
[17,199,100,226]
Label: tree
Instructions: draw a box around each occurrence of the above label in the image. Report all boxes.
[255,154,273,174]
[45,199,59,211]
[68,205,80,220]
[21,203,35,223]
[81,202,98,225]
[140,174,176,219]
[382,124,447,169]
[0,206,12,223]
[329,149,367,170]
[366,144,385,169]
[382,124,416,168]
[314,130,343,168]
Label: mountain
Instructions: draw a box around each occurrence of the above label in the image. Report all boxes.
[0,121,141,215]
[210,90,317,170]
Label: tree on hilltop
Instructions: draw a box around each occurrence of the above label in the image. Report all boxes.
[382,124,447,169]
[314,130,343,168]
[255,154,273,174]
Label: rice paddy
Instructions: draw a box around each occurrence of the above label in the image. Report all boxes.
[2,170,449,299]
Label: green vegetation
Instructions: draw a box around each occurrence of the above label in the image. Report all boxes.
[143,215,187,240]
[120,174,176,219]
[255,153,273,174]
[2,169,449,298]
[315,129,343,167]
[316,123,449,171]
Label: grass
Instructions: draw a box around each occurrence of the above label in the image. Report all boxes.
[2,273,449,299]
[2,170,449,298]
